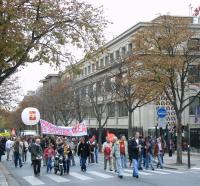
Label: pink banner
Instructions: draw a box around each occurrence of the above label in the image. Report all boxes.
[40,119,87,136]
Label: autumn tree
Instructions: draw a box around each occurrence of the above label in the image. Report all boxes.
[111,59,160,138]
[0,75,21,109]
[0,0,108,85]
[132,16,200,164]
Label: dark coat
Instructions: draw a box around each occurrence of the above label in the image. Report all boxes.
[0,142,5,156]
[31,143,43,161]
[128,138,140,160]
[77,142,90,158]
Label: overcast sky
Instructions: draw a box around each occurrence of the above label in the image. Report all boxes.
[18,0,200,95]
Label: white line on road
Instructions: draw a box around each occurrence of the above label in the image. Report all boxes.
[106,170,132,177]
[23,176,45,186]
[124,169,152,175]
[70,172,93,180]
[157,169,184,174]
[144,170,169,175]
[191,167,200,170]
[46,174,70,182]
[87,171,114,178]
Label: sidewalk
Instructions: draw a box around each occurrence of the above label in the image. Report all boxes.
[162,152,200,170]
[0,163,9,186]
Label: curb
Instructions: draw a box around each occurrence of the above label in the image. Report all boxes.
[0,163,9,186]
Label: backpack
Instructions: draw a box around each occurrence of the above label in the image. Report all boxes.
[104,146,111,155]
[119,141,125,155]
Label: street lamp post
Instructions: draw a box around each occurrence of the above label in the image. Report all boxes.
[187,123,191,169]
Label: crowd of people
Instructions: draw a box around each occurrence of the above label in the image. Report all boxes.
[0,132,174,179]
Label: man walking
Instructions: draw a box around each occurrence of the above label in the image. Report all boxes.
[31,138,43,176]
[13,137,23,168]
[112,136,123,179]
[129,132,140,178]
[5,138,13,161]
[77,137,90,172]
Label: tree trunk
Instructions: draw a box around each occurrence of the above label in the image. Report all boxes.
[176,114,182,164]
[128,111,133,139]
[98,126,103,152]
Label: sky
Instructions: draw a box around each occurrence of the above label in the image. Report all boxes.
[18,0,200,95]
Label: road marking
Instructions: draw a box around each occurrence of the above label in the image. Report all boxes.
[191,167,200,170]
[23,176,44,185]
[70,172,93,180]
[46,174,70,182]
[106,170,131,177]
[157,169,184,174]
[144,170,169,175]
[87,171,114,178]
[124,169,152,175]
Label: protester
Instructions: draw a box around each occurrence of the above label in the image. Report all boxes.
[77,137,90,172]
[154,137,164,169]
[129,132,141,178]
[22,138,29,163]
[144,136,154,170]
[102,137,113,171]
[31,138,43,176]
[68,138,76,166]
[13,137,23,168]
[119,135,128,168]
[5,138,13,161]
[44,143,55,173]
[0,138,5,162]
[63,141,72,174]
[112,136,124,179]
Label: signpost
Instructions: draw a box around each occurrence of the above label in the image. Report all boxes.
[157,107,168,128]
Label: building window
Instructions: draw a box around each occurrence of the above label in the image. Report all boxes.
[105,56,109,66]
[92,64,95,72]
[84,67,87,75]
[88,65,91,74]
[188,65,200,83]
[121,47,126,58]
[189,97,200,115]
[115,50,120,59]
[118,101,128,117]
[108,102,115,117]
[188,38,200,51]
[100,58,104,67]
[128,43,133,54]
[110,53,114,63]
[105,77,112,91]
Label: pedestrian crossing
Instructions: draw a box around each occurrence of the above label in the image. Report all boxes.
[21,168,200,185]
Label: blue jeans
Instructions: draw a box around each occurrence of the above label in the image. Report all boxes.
[94,148,98,163]
[116,157,123,176]
[138,153,143,169]
[157,153,163,168]
[145,154,154,169]
[133,159,139,176]
[120,154,127,168]
[47,158,52,172]
[81,157,87,171]
[14,152,22,167]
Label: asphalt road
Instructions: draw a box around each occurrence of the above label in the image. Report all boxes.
[2,153,200,186]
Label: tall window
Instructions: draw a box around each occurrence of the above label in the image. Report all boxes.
[88,65,91,74]
[189,97,200,115]
[92,64,95,72]
[110,53,114,63]
[188,65,200,83]
[115,50,120,59]
[100,58,104,67]
[108,102,115,117]
[121,47,126,58]
[105,77,112,91]
[118,101,128,117]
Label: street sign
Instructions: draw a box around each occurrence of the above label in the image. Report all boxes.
[157,107,167,118]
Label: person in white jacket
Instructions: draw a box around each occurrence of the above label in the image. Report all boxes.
[5,138,14,161]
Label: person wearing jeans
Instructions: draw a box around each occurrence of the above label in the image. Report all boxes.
[129,132,140,178]
[77,137,90,172]
[154,137,164,169]
[13,137,23,168]
[112,136,124,179]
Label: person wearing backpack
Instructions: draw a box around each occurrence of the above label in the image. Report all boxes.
[102,137,113,171]
[119,135,128,168]
[13,137,23,168]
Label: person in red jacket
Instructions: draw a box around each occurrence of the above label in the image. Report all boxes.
[44,143,55,173]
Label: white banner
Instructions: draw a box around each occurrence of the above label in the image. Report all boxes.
[40,119,87,136]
